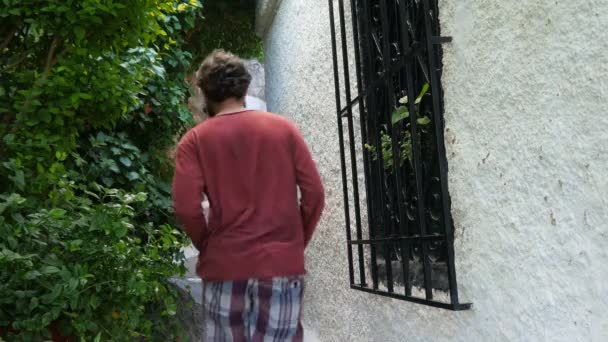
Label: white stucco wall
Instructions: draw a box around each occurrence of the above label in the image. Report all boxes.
[259,0,608,341]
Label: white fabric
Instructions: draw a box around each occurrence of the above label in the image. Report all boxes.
[245,95,267,111]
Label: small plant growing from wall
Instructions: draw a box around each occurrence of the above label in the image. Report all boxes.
[364,84,432,171]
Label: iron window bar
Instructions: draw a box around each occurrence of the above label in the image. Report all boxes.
[328,0,471,311]
[339,36,451,118]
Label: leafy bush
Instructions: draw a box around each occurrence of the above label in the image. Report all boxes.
[0,1,202,340]
[78,131,175,227]
[0,188,184,340]
[187,0,263,68]
[1,0,263,339]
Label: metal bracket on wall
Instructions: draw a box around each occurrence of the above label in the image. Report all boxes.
[431,36,453,44]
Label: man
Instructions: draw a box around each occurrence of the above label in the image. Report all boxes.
[172,50,325,342]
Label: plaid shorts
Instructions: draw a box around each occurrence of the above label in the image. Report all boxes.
[202,276,305,342]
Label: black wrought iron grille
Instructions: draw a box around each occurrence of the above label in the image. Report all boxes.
[328,0,471,310]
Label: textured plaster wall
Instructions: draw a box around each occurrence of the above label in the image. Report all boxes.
[260,0,608,341]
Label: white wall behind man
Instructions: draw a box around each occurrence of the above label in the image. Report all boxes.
[259,0,608,341]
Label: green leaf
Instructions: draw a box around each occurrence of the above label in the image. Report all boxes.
[166,302,177,316]
[69,295,79,310]
[152,65,166,79]
[115,225,128,238]
[49,208,67,218]
[3,133,15,145]
[23,270,42,280]
[119,157,133,167]
[11,213,24,223]
[391,106,409,125]
[417,116,432,125]
[97,132,109,142]
[67,240,83,251]
[127,172,140,181]
[109,161,120,173]
[84,190,100,199]
[90,295,100,309]
[0,193,26,214]
[29,297,39,311]
[102,177,114,186]
[14,170,25,191]
[122,143,139,151]
[55,151,68,161]
[415,83,430,104]
[68,278,79,292]
[42,286,62,304]
[41,266,61,275]
[128,192,147,202]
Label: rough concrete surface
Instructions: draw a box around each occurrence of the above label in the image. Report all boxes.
[260,0,608,341]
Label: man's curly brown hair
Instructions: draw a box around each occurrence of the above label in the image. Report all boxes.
[196,50,251,103]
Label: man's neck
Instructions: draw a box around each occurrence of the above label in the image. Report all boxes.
[214,97,246,116]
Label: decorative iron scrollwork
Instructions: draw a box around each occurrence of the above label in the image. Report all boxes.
[329,0,471,310]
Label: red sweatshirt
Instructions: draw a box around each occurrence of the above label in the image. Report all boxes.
[172,110,325,281]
